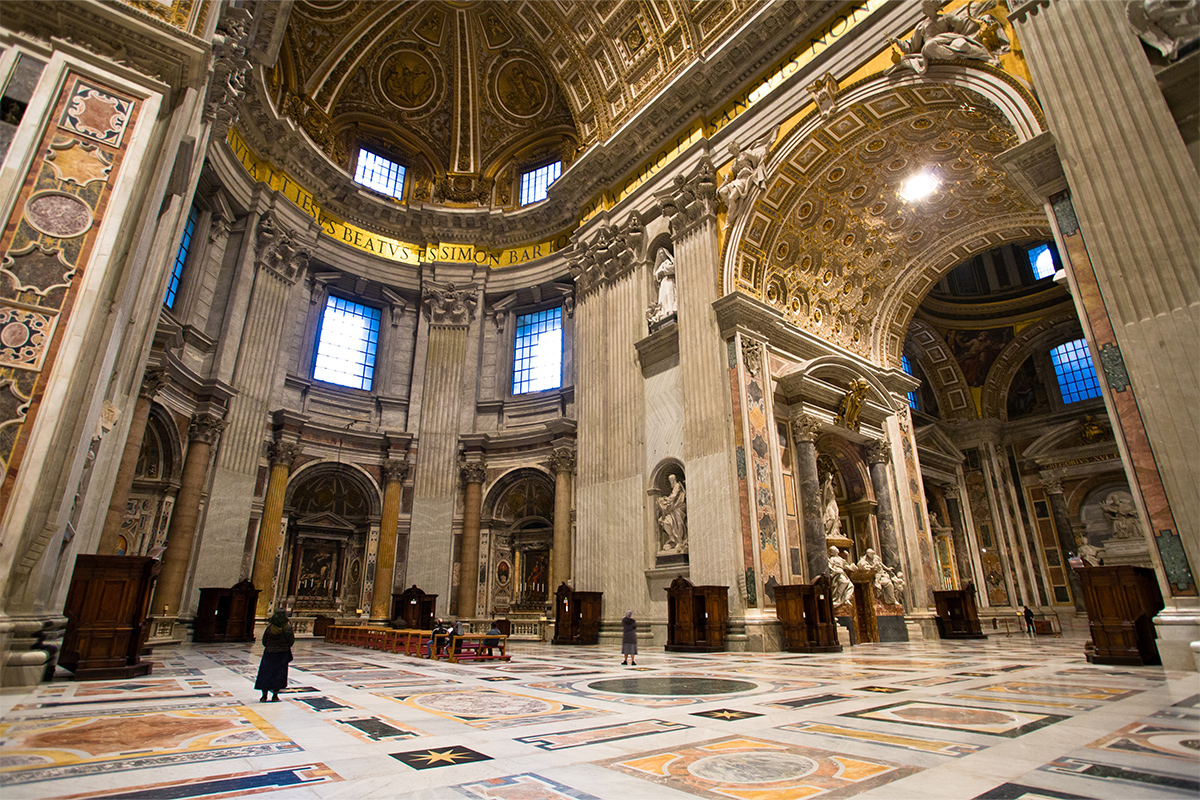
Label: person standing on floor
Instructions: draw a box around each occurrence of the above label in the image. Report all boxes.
[256,611,294,702]
[621,610,638,666]
[1023,605,1036,636]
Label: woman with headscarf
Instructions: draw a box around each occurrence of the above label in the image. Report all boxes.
[621,610,637,666]
[255,611,294,702]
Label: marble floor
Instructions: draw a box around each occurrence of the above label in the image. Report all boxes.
[1,633,1197,799]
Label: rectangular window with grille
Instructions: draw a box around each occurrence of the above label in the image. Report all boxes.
[313,295,382,391]
[1051,338,1101,403]
[354,148,406,199]
[165,204,198,309]
[512,306,562,394]
[519,161,561,206]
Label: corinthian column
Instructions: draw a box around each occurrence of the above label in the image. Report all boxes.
[371,458,409,621]
[456,458,487,618]
[865,438,900,574]
[98,366,169,554]
[790,413,826,580]
[548,445,577,589]
[252,440,299,617]
[1041,474,1085,612]
[150,413,225,617]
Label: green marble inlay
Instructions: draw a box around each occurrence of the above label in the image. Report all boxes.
[1155,529,1196,594]
[587,677,757,696]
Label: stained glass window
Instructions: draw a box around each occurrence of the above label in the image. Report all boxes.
[519,161,561,206]
[313,296,381,391]
[1050,339,1101,403]
[512,307,562,394]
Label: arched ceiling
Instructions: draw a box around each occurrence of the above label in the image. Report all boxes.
[729,82,1043,364]
[271,0,790,209]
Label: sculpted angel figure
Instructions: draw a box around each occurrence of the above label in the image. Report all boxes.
[718,127,776,228]
[657,473,687,552]
[889,0,1010,76]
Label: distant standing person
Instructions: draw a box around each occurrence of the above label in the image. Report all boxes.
[621,610,638,666]
[1023,605,1035,636]
[255,611,294,702]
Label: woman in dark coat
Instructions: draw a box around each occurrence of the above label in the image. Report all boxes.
[621,610,637,666]
[255,611,294,702]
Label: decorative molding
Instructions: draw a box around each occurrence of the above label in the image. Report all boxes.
[547,445,577,474]
[187,414,226,445]
[383,458,410,484]
[790,412,822,444]
[459,459,488,485]
[268,439,299,467]
[864,438,891,465]
[1098,342,1131,393]
[255,212,309,283]
[423,282,478,327]
[657,156,717,239]
[568,211,644,297]
[1039,474,1063,495]
[140,366,169,399]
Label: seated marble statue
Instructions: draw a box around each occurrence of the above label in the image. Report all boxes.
[826,545,854,608]
[857,548,898,606]
[889,0,1009,75]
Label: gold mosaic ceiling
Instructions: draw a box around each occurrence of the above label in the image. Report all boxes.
[273,0,777,207]
[731,83,1041,363]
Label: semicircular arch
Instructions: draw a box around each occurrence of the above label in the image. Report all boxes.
[981,310,1083,420]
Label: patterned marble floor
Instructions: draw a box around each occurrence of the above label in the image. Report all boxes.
[1,633,1196,799]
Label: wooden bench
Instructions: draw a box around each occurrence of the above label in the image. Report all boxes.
[449,634,510,662]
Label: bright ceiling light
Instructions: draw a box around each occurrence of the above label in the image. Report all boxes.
[899,170,941,202]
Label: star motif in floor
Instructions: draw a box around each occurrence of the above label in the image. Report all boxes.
[690,708,763,721]
[390,746,492,769]
[856,686,907,693]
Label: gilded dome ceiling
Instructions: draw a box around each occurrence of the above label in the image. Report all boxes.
[268,0,823,212]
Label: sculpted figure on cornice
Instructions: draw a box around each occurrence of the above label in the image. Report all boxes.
[206,7,254,140]
[1126,0,1199,59]
[718,127,776,230]
[255,213,310,282]
[888,0,1010,76]
[834,378,871,432]
[423,282,478,327]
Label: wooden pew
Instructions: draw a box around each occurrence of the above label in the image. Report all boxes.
[449,634,510,662]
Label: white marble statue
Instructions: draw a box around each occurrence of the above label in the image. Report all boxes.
[889,0,1010,76]
[717,128,775,228]
[1076,537,1104,567]
[647,248,677,325]
[658,473,687,552]
[1126,0,1200,60]
[857,548,898,606]
[1099,492,1142,539]
[821,472,842,540]
[827,545,854,608]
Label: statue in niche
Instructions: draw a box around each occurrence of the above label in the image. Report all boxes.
[1099,492,1142,539]
[888,0,1010,76]
[826,546,854,608]
[657,473,687,553]
[646,248,677,326]
[834,379,871,432]
[717,127,775,229]
[857,548,900,606]
[821,471,842,541]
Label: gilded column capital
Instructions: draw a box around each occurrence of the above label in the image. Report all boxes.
[268,439,300,468]
[187,414,226,445]
[383,458,410,484]
[140,366,169,400]
[423,281,478,326]
[547,445,577,474]
[789,413,822,444]
[864,438,892,465]
[459,459,488,485]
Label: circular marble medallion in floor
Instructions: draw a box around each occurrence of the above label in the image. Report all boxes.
[688,753,818,783]
[586,677,757,696]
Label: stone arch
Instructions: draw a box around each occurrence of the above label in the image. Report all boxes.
[285,460,383,520]
[981,311,1083,420]
[905,319,976,420]
[724,64,1049,367]
[480,467,556,613]
[787,354,900,415]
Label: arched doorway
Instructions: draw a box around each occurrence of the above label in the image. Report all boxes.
[481,469,555,615]
[117,407,181,556]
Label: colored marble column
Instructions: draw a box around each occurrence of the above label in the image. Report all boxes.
[370,458,408,622]
[150,413,225,617]
[97,366,168,554]
[942,484,975,592]
[548,445,577,589]
[1041,475,1086,612]
[252,440,299,617]
[790,413,826,581]
[456,458,486,618]
[865,439,900,574]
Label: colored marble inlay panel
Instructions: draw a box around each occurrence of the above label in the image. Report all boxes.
[396,689,608,730]
[390,746,491,770]
[968,682,1142,702]
[1087,721,1200,762]
[59,79,134,147]
[843,702,1068,737]
[728,339,758,606]
[332,715,424,743]
[971,783,1094,800]
[1040,756,1200,795]
[49,763,341,799]
[691,708,763,721]
[949,694,1097,712]
[782,721,988,756]
[515,719,691,750]
[451,772,601,799]
[743,365,783,600]
[762,693,856,710]
[603,735,919,800]
[0,706,300,786]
